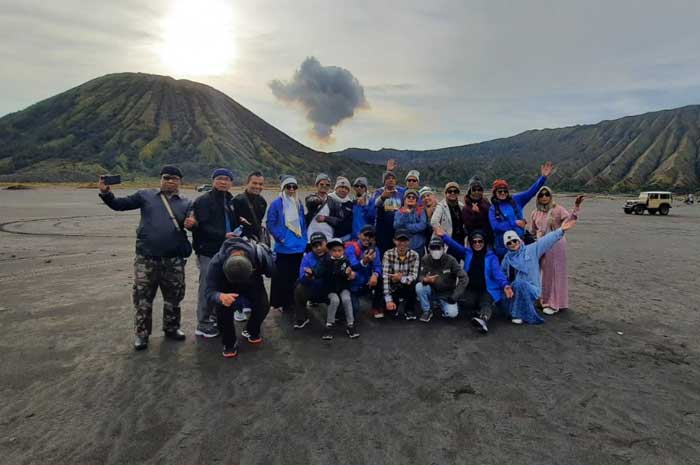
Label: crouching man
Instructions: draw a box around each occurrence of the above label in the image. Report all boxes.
[415,236,468,322]
[501,219,577,325]
[204,237,273,358]
[99,165,192,351]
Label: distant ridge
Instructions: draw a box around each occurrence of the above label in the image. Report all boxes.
[335,105,700,191]
[0,72,380,183]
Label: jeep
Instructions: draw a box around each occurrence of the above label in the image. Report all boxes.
[623,191,672,215]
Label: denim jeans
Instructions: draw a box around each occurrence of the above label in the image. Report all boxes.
[415,282,458,318]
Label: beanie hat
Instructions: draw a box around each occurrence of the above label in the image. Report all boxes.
[279,175,298,190]
[418,186,434,198]
[353,177,368,188]
[405,170,420,182]
[428,236,444,249]
[223,255,253,283]
[467,176,484,192]
[444,181,460,193]
[160,165,183,178]
[492,179,509,192]
[469,230,486,242]
[503,230,521,246]
[211,168,234,180]
[382,171,397,183]
[335,176,351,189]
[315,173,331,185]
[403,189,419,199]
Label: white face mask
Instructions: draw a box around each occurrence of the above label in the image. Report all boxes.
[430,250,444,260]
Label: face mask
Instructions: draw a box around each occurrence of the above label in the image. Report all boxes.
[430,250,444,260]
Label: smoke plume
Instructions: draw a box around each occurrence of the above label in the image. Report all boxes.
[270,57,369,141]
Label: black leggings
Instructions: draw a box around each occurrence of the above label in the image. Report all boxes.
[270,253,303,309]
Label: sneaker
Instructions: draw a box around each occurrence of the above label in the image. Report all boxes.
[241,329,263,344]
[134,335,148,351]
[242,307,252,314]
[293,318,311,329]
[222,343,238,358]
[405,313,417,321]
[419,311,433,323]
[511,318,523,325]
[543,307,558,315]
[322,324,334,340]
[195,326,219,338]
[234,310,248,322]
[471,317,488,334]
[346,324,360,339]
[164,329,186,341]
[372,308,385,319]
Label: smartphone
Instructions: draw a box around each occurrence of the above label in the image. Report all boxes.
[102,174,122,186]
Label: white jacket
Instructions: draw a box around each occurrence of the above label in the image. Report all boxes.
[430,199,464,237]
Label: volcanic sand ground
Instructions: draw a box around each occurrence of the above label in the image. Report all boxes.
[0,188,699,465]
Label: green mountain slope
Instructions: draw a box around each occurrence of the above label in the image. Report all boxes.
[0,72,380,183]
[336,106,700,192]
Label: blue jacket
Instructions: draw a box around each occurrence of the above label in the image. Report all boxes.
[489,175,547,256]
[298,251,328,295]
[351,198,376,240]
[99,189,192,258]
[442,235,509,302]
[267,196,307,254]
[501,228,564,298]
[393,207,428,253]
[345,240,382,291]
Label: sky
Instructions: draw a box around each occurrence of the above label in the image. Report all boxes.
[1,0,700,151]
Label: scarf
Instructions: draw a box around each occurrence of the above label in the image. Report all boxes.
[329,191,355,203]
[281,191,302,237]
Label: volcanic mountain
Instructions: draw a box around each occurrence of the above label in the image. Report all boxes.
[0,72,380,183]
[336,105,700,192]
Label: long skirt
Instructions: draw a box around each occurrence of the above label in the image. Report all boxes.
[508,280,544,324]
[540,237,569,310]
[270,252,303,309]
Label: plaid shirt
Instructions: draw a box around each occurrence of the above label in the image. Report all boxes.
[382,248,420,302]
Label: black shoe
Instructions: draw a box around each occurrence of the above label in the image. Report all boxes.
[164,329,186,341]
[222,343,238,358]
[405,312,417,321]
[471,317,489,334]
[322,324,334,340]
[134,335,148,350]
[346,324,360,339]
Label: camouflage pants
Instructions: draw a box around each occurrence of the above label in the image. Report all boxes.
[132,255,186,337]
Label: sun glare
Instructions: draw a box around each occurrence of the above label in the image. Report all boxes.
[158,0,236,76]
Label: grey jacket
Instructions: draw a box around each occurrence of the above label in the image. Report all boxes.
[418,253,468,300]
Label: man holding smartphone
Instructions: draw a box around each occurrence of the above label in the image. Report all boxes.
[184,168,238,338]
[98,165,192,350]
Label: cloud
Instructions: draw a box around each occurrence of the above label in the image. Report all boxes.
[269,57,369,141]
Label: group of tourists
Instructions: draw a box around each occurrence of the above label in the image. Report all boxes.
[99,160,584,358]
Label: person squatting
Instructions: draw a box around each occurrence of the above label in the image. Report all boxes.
[99,160,584,358]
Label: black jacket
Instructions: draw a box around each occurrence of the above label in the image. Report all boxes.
[192,190,237,257]
[100,189,192,258]
[304,194,344,230]
[317,255,354,294]
[233,191,268,241]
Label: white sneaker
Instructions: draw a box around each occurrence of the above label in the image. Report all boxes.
[543,307,558,315]
[234,310,246,322]
[511,318,523,325]
[242,307,252,314]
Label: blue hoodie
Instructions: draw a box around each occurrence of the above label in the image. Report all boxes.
[393,207,428,253]
[351,197,376,240]
[489,175,547,257]
[298,250,328,295]
[267,196,307,254]
[501,228,564,297]
[345,240,382,291]
[442,235,509,302]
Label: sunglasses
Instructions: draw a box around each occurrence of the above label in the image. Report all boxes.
[285,184,298,190]
[496,189,509,194]
[471,239,484,244]
[318,183,331,187]
[406,178,419,183]
[471,188,483,192]
[506,239,519,246]
[161,175,181,181]
[405,195,418,200]
[538,192,551,198]
[446,189,460,194]
[354,185,366,189]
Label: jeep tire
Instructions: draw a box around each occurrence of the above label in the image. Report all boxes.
[634,205,645,215]
[659,204,670,215]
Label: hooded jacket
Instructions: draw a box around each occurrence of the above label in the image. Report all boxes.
[442,234,509,302]
[393,206,428,252]
[267,196,307,254]
[351,196,376,239]
[205,237,265,306]
[500,228,564,298]
[489,175,547,257]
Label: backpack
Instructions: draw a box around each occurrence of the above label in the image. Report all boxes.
[224,237,276,278]
[345,240,362,259]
